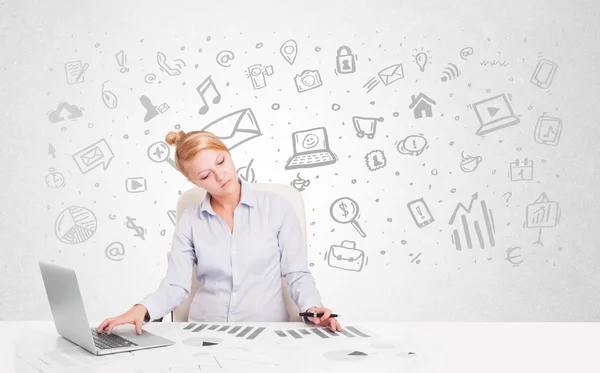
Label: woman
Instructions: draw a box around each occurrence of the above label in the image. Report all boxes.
[97,130,340,335]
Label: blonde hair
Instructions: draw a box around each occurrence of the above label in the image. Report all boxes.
[164,130,230,177]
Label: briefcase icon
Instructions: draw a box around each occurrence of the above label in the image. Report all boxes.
[327,240,366,272]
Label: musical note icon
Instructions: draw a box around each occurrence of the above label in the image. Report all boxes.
[534,114,562,146]
[196,75,221,115]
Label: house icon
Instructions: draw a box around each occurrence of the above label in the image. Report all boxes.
[409,93,436,119]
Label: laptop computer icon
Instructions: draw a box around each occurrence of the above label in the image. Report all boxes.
[38,261,175,355]
[472,93,520,135]
[285,127,337,169]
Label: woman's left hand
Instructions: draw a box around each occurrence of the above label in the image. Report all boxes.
[305,306,342,332]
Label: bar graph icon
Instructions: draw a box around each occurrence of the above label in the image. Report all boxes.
[449,192,496,250]
[183,323,266,340]
[274,325,371,339]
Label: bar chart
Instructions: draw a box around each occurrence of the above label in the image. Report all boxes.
[182,323,266,340]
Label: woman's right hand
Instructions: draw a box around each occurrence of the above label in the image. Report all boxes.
[96,304,148,335]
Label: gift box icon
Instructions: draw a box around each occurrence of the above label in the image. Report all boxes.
[326,240,366,272]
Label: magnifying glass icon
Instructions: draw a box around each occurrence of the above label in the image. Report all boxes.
[330,197,366,238]
[147,141,177,170]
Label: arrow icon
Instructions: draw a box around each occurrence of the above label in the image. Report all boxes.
[48,143,56,158]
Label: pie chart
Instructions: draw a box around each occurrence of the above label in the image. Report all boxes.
[323,349,369,362]
[54,206,97,244]
[182,336,222,347]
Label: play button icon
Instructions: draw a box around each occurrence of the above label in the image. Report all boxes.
[126,177,147,193]
[487,107,500,117]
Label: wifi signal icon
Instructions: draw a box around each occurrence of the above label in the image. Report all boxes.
[441,63,461,82]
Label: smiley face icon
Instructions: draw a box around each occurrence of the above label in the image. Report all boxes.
[302,134,320,149]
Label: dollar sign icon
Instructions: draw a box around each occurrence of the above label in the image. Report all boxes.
[125,216,146,240]
[339,202,349,217]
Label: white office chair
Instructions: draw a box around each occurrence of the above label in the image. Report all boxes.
[169,182,305,323]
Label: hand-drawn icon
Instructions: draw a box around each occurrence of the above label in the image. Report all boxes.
[247,64,274,90]
[237,158,256,183]
[101,81,118,109]
[285,127,337,169]
[126,177,147,193]
[201,108,261,151]
[280,40,298,65]
[378,63,404,86]
[460,151,483,172]
[157,51,186,76]
[47,102,83,122]
[167,210,177,226]
[105,241,125,261]
[397,135,428,156]
[534,114,562,146]
[144,73,157,84]
[413,48,430,72]
[505,246,523,267]
[45,167,65,188]
[502,192,512,206]
[449,193,495,250]
[407,198,434,228]
[196,75,221,115]
[72,138,114,174]
[115,50,129,73]
[460,47,474,60]
[365,150,386,171]
[140,95,169,122]
[294,70,322,92]
[530,58,558,90]
[148,141,178,170]
[290,173,310,191]
[441,63,461,82]
[55,206,97,244]
[65,60,89,84]
[480,60,509,67]
[352,116,382,139]
[109,214,116,220]
[526,192,561,246]
[335,46,356,74]
[509,158,533,181]
[409,93,436,119]
[326,240,367,272]
[470,93,520,135]
[408,252,422,264]
[216,50,235,67]
[125,216,146,240]
[330,197,366,237]
[48,143,56,158]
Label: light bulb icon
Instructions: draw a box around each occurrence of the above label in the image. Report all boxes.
[413,48,430,73]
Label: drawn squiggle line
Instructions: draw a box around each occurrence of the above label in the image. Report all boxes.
[480,60,510,67]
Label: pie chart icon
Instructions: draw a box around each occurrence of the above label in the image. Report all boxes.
[54,206,97,244]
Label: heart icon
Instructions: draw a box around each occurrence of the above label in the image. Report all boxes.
[487,107,500,117]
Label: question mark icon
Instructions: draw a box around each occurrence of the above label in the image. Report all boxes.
[502,192,512,207]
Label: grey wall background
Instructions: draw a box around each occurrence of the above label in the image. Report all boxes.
[1,0,599,322]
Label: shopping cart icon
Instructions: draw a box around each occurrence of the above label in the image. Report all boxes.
[352,116,383,139]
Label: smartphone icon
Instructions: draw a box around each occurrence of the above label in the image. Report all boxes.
[407,198,434,228]
[530,59,557,89]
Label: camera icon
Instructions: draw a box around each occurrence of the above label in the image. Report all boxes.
[247,64,274,90]
[294,70,323,93]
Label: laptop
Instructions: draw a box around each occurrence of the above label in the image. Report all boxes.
[38,261,175,355]
[472,93,520,135]
[285,127,337,169]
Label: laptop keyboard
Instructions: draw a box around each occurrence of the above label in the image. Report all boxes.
[91,328,138,350]
[289,152,334,166]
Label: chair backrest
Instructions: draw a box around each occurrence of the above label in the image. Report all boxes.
[171,182,305,322]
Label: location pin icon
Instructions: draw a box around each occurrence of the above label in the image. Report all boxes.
[280,40,298,66]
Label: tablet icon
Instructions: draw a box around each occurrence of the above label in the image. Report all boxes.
[533,114,562,146]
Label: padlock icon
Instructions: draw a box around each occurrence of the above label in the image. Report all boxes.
[335,46,356,74]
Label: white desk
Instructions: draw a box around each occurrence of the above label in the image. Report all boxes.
[1,321,599,372]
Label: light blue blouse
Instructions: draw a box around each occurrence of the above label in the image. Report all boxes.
[138,179,323,322]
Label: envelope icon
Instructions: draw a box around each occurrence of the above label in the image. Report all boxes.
[81,147,104,166]
[378,63,404,86]
[201,108,262,151]
[327,240,365,272]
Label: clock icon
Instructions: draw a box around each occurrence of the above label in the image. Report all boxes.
[45,168,66,188]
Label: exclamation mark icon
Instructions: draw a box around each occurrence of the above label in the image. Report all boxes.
[115,50,129,73]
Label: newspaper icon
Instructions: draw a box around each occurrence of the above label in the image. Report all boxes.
[72,138,114,174]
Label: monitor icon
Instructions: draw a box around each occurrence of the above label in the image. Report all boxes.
[472,93,520,136]
[285,127,337,169]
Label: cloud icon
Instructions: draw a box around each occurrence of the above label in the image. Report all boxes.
[47,101,84,123]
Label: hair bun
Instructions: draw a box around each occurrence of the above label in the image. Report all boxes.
[165,130,186,146]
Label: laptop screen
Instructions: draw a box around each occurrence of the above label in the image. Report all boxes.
[293,128,329,153]
[474,95,514,124]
